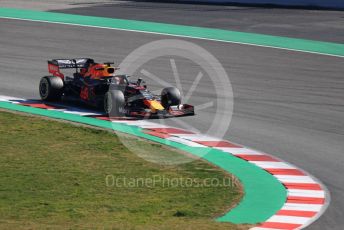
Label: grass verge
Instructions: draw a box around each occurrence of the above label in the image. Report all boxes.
[0,111,246,229]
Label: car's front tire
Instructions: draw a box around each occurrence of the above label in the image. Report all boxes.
[104,90,125,116]
[39,76,64,101]
[161,87,181,109]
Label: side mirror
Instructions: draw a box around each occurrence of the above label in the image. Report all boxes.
[137,78,143,85]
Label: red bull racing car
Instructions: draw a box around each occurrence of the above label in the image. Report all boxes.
[39,58,194,118]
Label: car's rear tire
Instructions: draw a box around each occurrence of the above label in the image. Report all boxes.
[161,87,181,108]
[39,76,64,101]
[104,90,125,116]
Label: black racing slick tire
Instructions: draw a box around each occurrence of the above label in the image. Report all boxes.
[39,76,64,101]
[104,90,125,116]
[161,87,181,109]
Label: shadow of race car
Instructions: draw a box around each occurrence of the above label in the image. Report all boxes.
[39,58,194,118]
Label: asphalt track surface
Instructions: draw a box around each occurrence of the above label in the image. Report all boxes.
[0,7,343,230]
[54,1,344,43]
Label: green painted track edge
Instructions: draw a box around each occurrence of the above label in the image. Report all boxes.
[0,7,343,57]
[0,101,286,224]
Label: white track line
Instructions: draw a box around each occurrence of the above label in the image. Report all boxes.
[288,190,325,198]
[0,16,343,59]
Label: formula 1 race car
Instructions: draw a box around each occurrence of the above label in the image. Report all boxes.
[39,58,194,118]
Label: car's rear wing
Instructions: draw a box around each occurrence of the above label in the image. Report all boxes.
[48,58,94,69]
[47,58,94,79]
